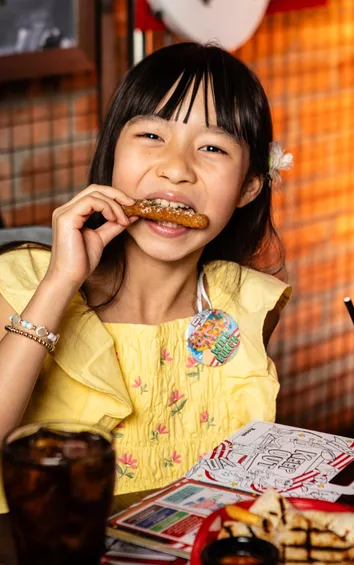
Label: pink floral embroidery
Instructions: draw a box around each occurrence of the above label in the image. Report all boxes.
[132,377,148,394]
[151,424,169,441]
[168,390,184,407]
[156,424,168,434]
[164,450,182,467]
[186,356,198,368]
[186,357,203,381]
[200,410,215,429]
[112,421,125,439]
[200,410,209,423]
[161,348,173,365]
[116,452,138,479]
[117,453,138,469]
[171,450,182,464]
[168,389,188,416]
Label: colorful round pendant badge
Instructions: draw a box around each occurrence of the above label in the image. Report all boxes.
[186,308,241,367]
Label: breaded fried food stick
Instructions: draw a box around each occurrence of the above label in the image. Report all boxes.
[122,199,209,229]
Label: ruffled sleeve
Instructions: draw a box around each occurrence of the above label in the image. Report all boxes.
[204,261,291,426]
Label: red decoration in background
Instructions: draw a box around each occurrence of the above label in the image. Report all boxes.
[267,0,327,13]
[135,0,328,33]
[135,0,166,32]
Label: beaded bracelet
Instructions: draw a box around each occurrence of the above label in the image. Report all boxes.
[5,325,55,353]
[6,314,60,353]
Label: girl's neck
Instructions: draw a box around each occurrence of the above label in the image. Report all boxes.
[88,239,202,325]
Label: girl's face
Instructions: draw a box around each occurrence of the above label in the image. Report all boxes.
[112,82,261,263]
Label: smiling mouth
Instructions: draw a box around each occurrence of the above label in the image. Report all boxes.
[121,199,209,229]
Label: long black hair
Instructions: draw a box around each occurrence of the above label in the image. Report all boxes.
[87,43,281,270]
[1,43,283,307]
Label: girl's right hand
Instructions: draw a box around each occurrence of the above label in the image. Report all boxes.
[45,185,137,289]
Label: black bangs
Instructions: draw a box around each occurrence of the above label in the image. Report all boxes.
[118,43,252,143]
[89,43,272,188]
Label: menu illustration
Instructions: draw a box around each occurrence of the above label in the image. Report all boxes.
[185,421,354,503]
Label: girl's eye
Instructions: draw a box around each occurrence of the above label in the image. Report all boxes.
[200,145,227,155]
[137,133,162,141]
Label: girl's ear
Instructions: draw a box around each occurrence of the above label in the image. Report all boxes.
[237,175,263,208]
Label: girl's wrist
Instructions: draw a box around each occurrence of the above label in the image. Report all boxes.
[42,270,83,292]
[40,273,81,304]
[13,275,80,339]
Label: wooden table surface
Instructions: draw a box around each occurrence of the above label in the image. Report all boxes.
[0,489,157,565]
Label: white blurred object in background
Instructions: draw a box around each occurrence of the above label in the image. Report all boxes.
[147,0,270,51]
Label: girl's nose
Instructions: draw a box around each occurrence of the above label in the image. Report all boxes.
[156,149,197,185]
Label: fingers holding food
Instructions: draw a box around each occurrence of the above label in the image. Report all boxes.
[48,191,135,287]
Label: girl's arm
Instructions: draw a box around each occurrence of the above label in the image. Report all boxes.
[0,277,77,440]
[0,184,137,441]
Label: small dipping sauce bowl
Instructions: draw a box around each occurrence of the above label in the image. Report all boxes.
[200,536,279,565]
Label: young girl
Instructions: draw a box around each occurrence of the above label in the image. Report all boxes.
[0,42,292,501]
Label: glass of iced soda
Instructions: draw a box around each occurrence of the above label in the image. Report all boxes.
[2,421,115,565]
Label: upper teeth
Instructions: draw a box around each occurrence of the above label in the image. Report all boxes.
[153,198,192,210]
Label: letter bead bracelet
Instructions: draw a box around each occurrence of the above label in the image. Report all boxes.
[4,314,60,353]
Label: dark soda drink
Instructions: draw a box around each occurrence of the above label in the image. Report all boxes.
[2,422,115,565]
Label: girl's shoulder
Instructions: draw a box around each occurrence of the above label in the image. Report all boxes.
[205,260,291,315]
[0,244,51,292]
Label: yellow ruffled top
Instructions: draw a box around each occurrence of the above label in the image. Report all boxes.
[105,262,291,493]
[0,247,290,506]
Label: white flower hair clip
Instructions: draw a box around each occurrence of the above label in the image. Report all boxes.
[268,141,294,183]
